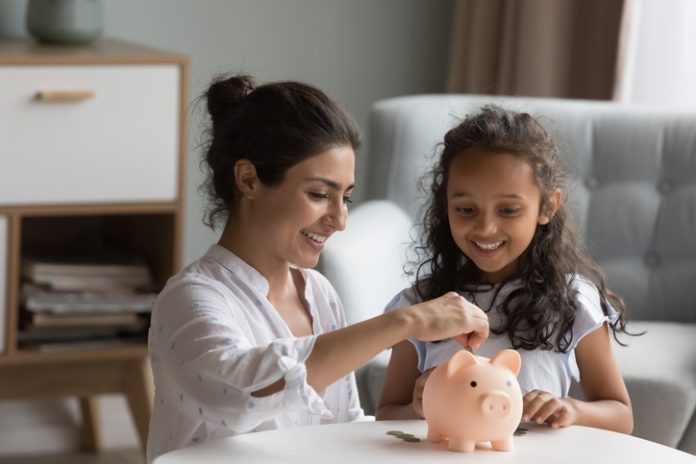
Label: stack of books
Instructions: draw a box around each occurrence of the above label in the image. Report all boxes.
[19,250,157,349]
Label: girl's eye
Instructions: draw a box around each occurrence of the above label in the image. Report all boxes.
[343,196,353,205]
[500,207,521,216]
[456,207,476,216]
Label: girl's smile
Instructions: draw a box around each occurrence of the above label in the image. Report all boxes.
[447,148,553,283]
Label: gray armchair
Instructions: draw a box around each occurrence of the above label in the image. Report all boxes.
[321,95,696,453]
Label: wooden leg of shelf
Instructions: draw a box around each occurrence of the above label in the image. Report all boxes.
[124,357,154,451]
[79,396,102,452]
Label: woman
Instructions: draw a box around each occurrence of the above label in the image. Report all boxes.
[146,74,489,463]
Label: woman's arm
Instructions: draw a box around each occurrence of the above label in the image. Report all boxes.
[523,323,633,433]
[306,291,488,393]
[374,340,423,420]
[257,291,489,396]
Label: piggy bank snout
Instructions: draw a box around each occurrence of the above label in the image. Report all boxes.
[480,391,512,419]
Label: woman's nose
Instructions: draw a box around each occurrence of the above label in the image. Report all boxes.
[327,200,347,231]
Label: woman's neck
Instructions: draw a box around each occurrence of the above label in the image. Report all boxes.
[217,218,292,295]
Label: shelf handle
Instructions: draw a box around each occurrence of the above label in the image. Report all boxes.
[35,90,95,102]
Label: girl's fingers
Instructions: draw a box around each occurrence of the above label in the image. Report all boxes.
[522,391,546,422]
[532,399,562,424]
[549,407,572,428]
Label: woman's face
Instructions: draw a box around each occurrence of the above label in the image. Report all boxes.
[446,148,552,283]
[251,145,355,270]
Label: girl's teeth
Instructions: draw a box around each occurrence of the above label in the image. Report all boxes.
[475,241,503,250]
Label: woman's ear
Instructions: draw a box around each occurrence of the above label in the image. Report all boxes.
[539,189,562,225]
[234,159,259,199]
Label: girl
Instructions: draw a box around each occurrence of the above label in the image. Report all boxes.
[375,105,633,434]
[146,75,489,463]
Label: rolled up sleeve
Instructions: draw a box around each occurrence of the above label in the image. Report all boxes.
[152,280,332,434]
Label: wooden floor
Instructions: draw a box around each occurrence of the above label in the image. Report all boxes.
[0,449,143,464]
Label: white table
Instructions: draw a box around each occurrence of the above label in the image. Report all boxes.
[154,420,696,463]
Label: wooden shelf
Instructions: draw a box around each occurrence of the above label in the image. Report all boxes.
[0,38,188,453]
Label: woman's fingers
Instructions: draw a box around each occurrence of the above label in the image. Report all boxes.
[415,292,489,346]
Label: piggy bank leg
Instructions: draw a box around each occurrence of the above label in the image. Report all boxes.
[447,436,476,452]
[426,427,446,443]
[490,435,513,451]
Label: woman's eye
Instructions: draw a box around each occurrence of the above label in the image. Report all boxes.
[309,192,330,201]
[343,196,353,205]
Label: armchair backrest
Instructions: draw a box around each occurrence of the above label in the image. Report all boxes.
[364,95,696,322]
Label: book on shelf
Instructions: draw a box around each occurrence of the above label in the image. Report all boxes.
[21,249,153,292]
[26,311,145,328]
[22,283,157,314]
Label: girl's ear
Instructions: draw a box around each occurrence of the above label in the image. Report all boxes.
[234,159,259,199]
[539,189,562,225]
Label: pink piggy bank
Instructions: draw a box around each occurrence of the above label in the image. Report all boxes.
[422,349,523,452]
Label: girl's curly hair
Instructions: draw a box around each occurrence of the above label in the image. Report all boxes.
[411,105,628,351]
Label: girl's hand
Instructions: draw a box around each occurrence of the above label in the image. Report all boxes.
[522,389,578,428]
[409,292,489,349]
[411,368,434,418]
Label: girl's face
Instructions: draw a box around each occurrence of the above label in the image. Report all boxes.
[446,148,555,283]
[251,145,355,270]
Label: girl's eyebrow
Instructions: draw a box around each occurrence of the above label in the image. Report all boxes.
[451,191,525,199]
[305,176,355,191]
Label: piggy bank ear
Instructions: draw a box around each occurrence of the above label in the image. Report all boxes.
[445,350,478,378]
[490,349,521,376]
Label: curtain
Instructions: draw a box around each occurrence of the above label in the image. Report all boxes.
[447,0,625,99]
[614,0,696,107]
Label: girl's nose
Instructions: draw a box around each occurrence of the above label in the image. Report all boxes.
[474,212,497,234]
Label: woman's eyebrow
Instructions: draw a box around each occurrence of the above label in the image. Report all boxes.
[305,176,354,191]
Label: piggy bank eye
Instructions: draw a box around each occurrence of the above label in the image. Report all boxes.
[506,380,513,387]
[470,381,477,388]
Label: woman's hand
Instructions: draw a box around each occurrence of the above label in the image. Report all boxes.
[408,292,489,350]
[522,389,578,428]
[411,368,434,418]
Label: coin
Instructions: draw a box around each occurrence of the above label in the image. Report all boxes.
[403,437,421,443]
[386,430,403,436]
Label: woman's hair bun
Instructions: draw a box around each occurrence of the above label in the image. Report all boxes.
[205,74,257,126]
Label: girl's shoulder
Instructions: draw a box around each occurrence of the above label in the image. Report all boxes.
[384,285,422,313]
[567,274,603,309]
[566,273,619,329]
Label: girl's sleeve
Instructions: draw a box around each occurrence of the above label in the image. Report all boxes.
[566,275,620,381]
[150,279,331,434]
[383,288,430,372]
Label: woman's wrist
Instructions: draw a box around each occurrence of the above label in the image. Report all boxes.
[389,306,421,341]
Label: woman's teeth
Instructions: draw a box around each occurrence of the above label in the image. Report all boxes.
[302,229,328,243]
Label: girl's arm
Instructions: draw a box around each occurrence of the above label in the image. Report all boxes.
[524,323,633,433]
[374,340,423,420]
[570,323,633,433]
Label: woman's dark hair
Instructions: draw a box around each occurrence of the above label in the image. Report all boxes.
[412,104,629,351]
[200,74,360,228]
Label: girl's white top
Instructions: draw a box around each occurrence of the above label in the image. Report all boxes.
[147,245,363,463]
[386,275,618,398]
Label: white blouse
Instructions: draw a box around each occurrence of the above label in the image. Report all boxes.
[385,275,617,398]
[147,245,363,463]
